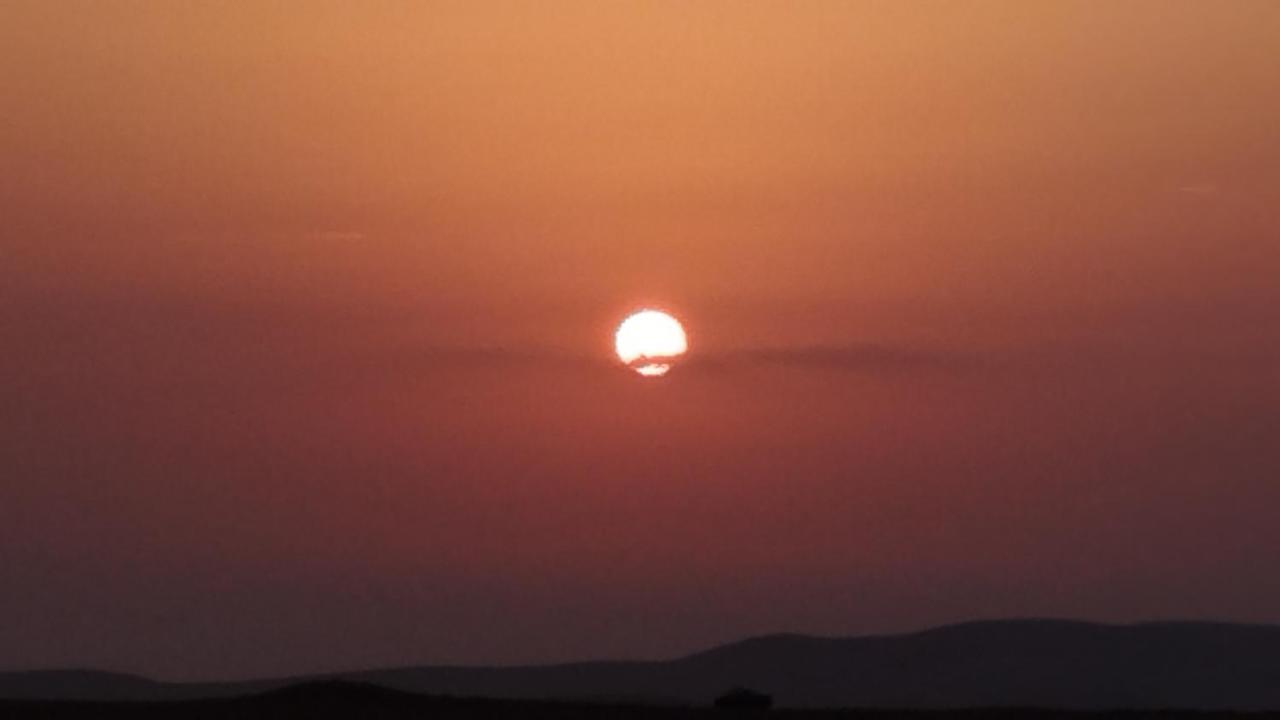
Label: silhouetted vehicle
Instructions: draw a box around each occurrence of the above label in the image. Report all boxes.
[714,687,773,709]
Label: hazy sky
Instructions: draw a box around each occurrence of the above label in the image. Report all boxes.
[2,1,1279,679]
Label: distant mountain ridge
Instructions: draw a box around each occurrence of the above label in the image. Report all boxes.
[6,619,1280,709]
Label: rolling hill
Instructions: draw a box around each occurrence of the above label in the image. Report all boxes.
[5,620,1280,709]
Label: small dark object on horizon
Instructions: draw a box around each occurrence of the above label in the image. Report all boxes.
[714,687,773,710]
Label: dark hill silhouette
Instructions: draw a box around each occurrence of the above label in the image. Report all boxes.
[0,681,672,720]
[0,670,164,701]
[6,620,1280,709]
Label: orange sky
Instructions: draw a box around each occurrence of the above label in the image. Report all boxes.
[6,2,1278,344]
[2,1,1279,679]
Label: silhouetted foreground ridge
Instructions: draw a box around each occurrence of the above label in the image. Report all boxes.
[5,620,1280,710]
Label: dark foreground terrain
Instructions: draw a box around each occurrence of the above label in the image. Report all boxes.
[4,682,1280,720]
[6,621,1280,710]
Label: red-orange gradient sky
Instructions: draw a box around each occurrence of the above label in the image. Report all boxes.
[2,2,1279,679]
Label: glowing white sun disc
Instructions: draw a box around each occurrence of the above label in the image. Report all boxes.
[615,310,688,377]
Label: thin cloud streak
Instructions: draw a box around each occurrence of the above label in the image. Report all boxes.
[682,344,967,374]
[395,343,967,376]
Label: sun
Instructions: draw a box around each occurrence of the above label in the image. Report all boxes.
[615,309,688,377]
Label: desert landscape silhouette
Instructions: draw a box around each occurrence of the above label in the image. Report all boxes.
[6,620,1280,716]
